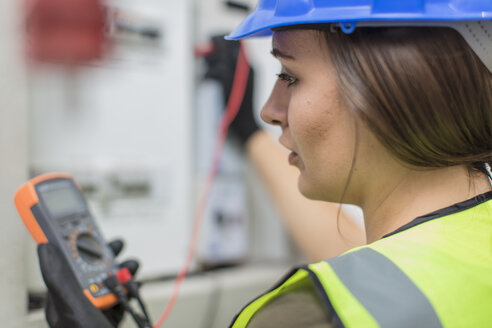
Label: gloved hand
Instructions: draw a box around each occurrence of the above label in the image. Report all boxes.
[38,240,139,328]
[204,35,259,146]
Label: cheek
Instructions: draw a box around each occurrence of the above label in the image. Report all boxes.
[290,90,344,160]
[289,94,358,199]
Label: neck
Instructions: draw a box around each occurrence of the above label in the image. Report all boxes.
[361,165,492,243]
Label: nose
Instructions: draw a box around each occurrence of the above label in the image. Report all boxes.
[260,80,288,128]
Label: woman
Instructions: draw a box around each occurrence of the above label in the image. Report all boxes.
[227,0,492,327]
[37,0,491,327]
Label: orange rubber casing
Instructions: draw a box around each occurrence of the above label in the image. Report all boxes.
[14,172,117,309]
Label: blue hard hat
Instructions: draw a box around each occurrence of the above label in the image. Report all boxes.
[226,0,492,71]
[227,0,492,40]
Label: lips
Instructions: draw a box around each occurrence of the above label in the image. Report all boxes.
[288,151,299,165]
[279,136,299,165]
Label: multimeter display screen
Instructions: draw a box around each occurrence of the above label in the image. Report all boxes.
[41,185,86,217]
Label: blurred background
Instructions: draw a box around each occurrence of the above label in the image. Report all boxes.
[0,0,307,327]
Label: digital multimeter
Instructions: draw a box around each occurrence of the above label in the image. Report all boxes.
[14,173,118,309]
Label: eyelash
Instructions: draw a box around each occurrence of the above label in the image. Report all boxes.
[276,72,298,86]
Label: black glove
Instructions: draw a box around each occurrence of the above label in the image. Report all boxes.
[38,240,139,328]
[204,35,259,145]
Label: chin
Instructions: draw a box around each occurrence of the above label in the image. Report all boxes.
[297,176,326,201]
[297,175,346,203]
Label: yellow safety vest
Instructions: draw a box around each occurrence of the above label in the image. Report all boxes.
[230,192,492,327]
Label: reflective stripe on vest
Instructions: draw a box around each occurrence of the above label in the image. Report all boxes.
[314,248,441,327]
[229,194,492,328]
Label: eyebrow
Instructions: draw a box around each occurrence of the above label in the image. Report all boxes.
[270,48,295,60]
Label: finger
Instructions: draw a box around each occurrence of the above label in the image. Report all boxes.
[107,239,124,257]
[45,293,60,328]
[119,259,140,276]
[102,302,126,327]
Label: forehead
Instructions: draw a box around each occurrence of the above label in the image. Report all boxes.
[272,29,325,59]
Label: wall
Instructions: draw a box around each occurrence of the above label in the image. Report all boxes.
[0,0,29,326]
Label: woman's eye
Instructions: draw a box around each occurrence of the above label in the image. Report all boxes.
[276,73,298,86]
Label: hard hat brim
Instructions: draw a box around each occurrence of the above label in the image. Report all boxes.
[226,5,491,40]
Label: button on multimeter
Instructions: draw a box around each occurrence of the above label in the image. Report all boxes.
[90,283,100,294]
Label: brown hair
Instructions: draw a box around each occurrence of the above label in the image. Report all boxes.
[319,27,492,175]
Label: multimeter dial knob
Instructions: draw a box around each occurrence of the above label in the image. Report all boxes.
[76,233,104,264]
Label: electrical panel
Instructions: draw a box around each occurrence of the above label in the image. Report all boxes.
[27,0,194,279]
